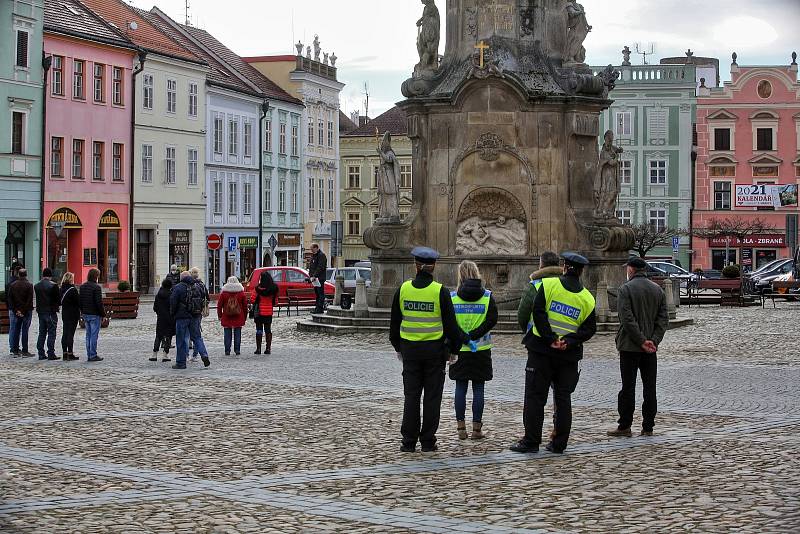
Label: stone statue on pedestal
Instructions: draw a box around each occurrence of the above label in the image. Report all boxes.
[594,130,624,220]
[313,35,321,61]
[376,132,401,223]
[414,0,440,77]
[565,0,592,64]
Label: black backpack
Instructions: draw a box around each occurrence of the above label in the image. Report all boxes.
[184,283,206,315]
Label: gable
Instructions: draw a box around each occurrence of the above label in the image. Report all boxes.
[706,109,738,121]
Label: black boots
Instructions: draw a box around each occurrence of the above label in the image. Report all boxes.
[264,334,273,355]
[254,334,262,355]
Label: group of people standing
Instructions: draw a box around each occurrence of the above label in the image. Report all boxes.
[391,247,668,454]
[151,265,279,370]
[5,264,106,362]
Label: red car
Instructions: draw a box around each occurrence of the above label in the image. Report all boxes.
[246,266,335,307]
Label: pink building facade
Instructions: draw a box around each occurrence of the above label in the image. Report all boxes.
[43,28,135,286]
[693,55,800,271]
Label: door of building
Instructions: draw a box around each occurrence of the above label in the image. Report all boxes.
[98,229,120,284]
[136,229,153,294]
[47,227,69,282]
[5,222,25,277]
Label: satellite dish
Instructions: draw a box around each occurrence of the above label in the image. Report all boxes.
[128,21,138,31]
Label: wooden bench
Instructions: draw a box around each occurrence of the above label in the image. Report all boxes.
[761,280,800,308]
[688,278,743,307]
[285,288,325,317]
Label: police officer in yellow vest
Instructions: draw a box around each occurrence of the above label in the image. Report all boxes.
[510,252,597,454]
[390,247,469,453]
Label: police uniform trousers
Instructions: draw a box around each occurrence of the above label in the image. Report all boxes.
[523,350,581,451]
[401,356,446,448]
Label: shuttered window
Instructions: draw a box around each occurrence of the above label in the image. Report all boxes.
[16,31,29,68]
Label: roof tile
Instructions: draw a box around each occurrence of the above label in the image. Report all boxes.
[344,106,407,137]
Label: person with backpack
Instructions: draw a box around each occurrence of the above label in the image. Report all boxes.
[251,270,278,355]
[151,278,174,362]
[217,276,248,356]
[189,266,210,362]
[169,271,210,370]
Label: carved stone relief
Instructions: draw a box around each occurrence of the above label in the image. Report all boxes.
[456,187,527,256]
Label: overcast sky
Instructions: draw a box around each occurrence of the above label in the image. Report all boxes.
[130,0,800,117]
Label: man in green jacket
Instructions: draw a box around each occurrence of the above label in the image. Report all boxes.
[517,251,562,332]
[607,257,669,438]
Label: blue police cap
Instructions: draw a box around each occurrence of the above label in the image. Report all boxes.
[561,251,590,266]
[411,246,440,264]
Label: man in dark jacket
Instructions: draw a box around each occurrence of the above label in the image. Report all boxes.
[165,264,181,287]
[390,247,469,453]
[607,257,669,438]
[8,268,34,357]
[308,243,328,314]
[170,272,210,370]
[6,264,21,355]
[511,252,597,454]
[34,268,61,360]
[79,268,105,362]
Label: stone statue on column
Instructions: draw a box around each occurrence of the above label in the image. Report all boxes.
[565,0,592,64]
[414,0,440,77]
[595,130,624,220]
[313,35,321,61]
[376,132,401,223]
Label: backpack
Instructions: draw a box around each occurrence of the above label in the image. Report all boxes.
[223,294,242,317]
[184,283,206,315]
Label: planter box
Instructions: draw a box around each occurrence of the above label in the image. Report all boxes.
[106,291,140,319]
[0,302,8,334]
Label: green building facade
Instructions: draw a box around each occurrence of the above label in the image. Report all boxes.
[595,61,697,266]
[1,0,44,285]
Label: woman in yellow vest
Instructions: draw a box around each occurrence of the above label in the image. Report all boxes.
[449,261,498,440]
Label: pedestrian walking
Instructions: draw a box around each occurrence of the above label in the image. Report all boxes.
[170,271,210,370]
[308,243,327,314]
[151,278,174,362]
[449,260,498,441]
[7,268,34,358]
[510,252,597,454]
[5,264,21,355]
[79,268,106,362]
[165,264,181,287]
[189,266,210,361]
[517,251,562,441]
[251,271,278,355]
[607,257,669,438]
[217,276,247,356]
[390,247,469,453]
[59,272,80,361]
[34,268,61,360]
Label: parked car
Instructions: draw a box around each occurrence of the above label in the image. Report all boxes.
[325,267,372,292]
[747,258,792,279]
[354,261,371,269]
[646,261,700,287]
[246,266,335,306]
[752,259,796,294]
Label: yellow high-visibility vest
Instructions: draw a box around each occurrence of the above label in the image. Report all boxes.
[399,280,444,341]
[530,277,595,338]
[451,290,492,351]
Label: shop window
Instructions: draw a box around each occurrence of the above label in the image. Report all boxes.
[711,249,737,270]
[169,230,190,273]
[98,229,119,283]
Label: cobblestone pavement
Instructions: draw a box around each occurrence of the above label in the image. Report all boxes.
[1,304,799,532]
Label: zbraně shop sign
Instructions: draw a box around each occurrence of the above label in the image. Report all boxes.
[707,235,786,248]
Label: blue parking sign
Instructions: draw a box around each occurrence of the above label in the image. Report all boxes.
[672,236,680,252]
[228,236,238,252]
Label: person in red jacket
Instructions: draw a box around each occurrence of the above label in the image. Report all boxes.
[217,276,248,356]
[252,271,278,355]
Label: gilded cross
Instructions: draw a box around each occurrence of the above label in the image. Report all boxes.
[474,41,490,68]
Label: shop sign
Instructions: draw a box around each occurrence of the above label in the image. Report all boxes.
[708,235,786,248]
[98,210,121,229]
[170,230,191,244]
[239,236,258,249]
[207,234,222,251]
[278,233,301,247]
[48,207,82,228]
[735,184,799,208]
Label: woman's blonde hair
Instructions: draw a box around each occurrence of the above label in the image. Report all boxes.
[457,260,481,287]
[61,272,74,286]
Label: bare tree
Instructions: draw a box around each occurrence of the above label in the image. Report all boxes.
[629,223,685,258]
[691,217,778,241]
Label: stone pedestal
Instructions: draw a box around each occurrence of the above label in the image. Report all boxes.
[354,278,369,318]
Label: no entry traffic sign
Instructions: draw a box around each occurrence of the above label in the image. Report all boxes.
[207,233,222,251]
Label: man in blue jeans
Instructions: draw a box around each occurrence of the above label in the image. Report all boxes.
[79,268,106,362]
[35,268,61,360]
[170,271,210,370]
[7,268,34,358]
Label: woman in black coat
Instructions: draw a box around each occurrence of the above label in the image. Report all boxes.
[59,272,81,361]
[449,261,498,440]
[152,278,175,362]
